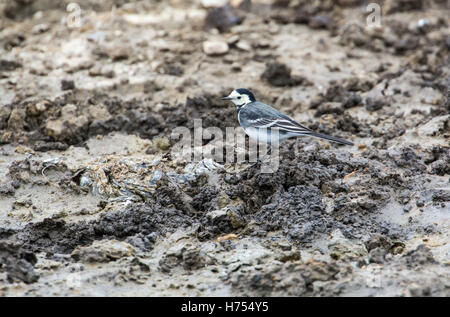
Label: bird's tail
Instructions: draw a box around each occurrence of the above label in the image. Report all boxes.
[305,131,354,146]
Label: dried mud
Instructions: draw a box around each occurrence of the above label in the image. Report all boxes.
[0,0,449,296]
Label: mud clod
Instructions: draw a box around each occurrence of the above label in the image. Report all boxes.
[204,4,244,32]
[261,62,309,87]
[0,242,39,284]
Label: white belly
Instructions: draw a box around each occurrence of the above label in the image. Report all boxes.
[243,127,291,144]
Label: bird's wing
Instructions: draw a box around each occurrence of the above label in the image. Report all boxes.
[243,101,312,133]
[242,102,353,146]
[247,116,312,134]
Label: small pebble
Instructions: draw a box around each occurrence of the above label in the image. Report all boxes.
[203,40,229,56]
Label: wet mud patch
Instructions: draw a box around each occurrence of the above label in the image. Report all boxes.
[0,90,237,147]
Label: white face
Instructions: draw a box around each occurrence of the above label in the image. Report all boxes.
[223,90,251,107]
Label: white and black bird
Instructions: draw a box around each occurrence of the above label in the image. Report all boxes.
[221,88,353,146]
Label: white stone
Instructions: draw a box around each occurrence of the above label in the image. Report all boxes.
[201,0,228,8]
[203,40,229,56]
[236,40,251,51]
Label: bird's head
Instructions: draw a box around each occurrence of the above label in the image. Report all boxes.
[221,88,256,110]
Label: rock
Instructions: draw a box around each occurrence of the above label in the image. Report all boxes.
[314,102,344,117]
[32,23,49,34]
[368,247,387,264]
[236,40,251,51]
[0,59,22,71]
[226,35,240,45]
[365,97,387,112]
[152,137,171,151]
[87,105,111,122]
[61,79,75,91]
[203,40,229,56]
[261,62,306,87]
[45,104,88,142]
[404,244,437,268]
[328,229,368,262]
[256,39,270,48]
[33,141,69,152]
[365,235,392,252]
[431,189,450,203]
[89,65,115,78]
[299,261,340,285]
[336,0,361,6]
[71,239,137,263]
[0,131,13,144]
[0,105,11,129]
[204,4,244,33]
[230,262,307,296]
[159,242,215,273]
[159,64,184,76]
[45,119,64,139]
[7,108,26,130]
[0,182,15,196]
[0,241,39,284]
[206,206,245,231]
[308,15,334,30]
[417,115,449,137]
[385,0,424,14]
[342,94,362,109]
[344,77,375,92]
[429,157,450,176]
[232,0,251,10]
[108,46,130,61]
[14,145,34,154]
[339,24,368,47]
[26,100,49,116]
[201,0,228,8]
[276,250,301,262]
[1,32,26,50]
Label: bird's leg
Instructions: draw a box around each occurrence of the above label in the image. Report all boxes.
[248,143,272,169]
[259,146,272,162]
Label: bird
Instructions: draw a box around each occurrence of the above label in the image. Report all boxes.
[221,88,353,146]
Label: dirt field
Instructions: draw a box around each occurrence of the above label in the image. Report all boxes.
[0,0,449,296]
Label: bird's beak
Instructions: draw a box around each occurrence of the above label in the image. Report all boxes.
[221,96,232,100]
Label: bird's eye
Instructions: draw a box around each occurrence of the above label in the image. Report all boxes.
[237,96,241,99]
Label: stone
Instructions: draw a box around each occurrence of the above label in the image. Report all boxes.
[417,115,449,137]
[26,101,49,116]
[204,4,243,33]
[45,104,88,142]
[206,206,245,229]
[0,106,11,129]
[87,105,111,122]
[61,79,75,90]
[203,40,229,56]
[32,23,49,34]
[201,0,228,8]
[7,108,26,130]
[328,229,368,262]
[45,119,64,139]
[71,239,136,263]
[0,59,22,71]
[236,40,251,51]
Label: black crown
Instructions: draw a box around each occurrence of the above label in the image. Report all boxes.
[235,88,256,102]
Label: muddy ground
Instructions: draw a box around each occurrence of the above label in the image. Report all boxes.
[0,0,449,296]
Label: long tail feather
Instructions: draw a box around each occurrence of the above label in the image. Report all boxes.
[306,131,354,146]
